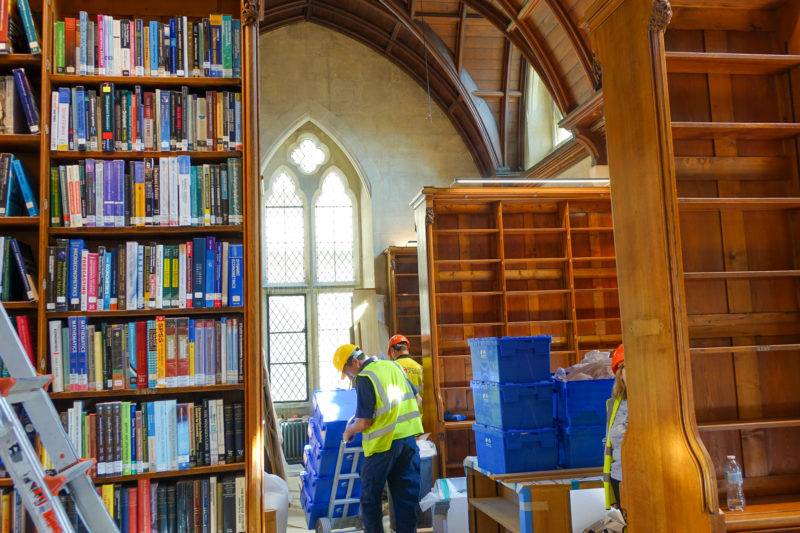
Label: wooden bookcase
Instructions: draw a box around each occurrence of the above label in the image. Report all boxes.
[664,3,800,527]
[2,0,266,529]
[411,187,619,477]
[383,246,421,364]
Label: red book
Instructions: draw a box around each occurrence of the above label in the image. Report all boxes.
[136,321,148,389]
[128,486,138,533]
[138,479,151,533]
[0,0,8,54]
[176,318,189,386]
[143,91,153,151]
[14,315,35,367]
[87,252,99,311]
[64,18,76,75]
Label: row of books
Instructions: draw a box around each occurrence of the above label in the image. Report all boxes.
[0,489,26,533]
[49,86,242,153]
[0,237,36,302]
[0,69,39,134]
[48,316,244,394]
[0,0,41,55]
[91,476,246,533]
[53,13,241,79]
[45,238,244,312]
[0,155,39,217]
[50,157,243,228]
[58,399,243,477]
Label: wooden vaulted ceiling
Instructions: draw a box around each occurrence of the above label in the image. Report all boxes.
[260,0,605,177]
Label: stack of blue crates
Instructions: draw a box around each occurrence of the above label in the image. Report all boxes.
[299,389,363,529]
[468,335,558,474]
[553,376,614,468]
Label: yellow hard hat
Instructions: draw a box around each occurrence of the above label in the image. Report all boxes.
[333,344,359,379]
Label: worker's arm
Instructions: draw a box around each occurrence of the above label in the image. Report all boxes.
[416,393,422,407]
[343,418,371,442]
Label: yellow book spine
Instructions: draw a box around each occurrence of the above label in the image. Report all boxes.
[101,484,114,518]
[94,331,103,390]
[203,165,211,226]
[1,490,11,533]
[134,179,145,227]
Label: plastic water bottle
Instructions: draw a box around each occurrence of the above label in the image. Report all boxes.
[725,455,746,511]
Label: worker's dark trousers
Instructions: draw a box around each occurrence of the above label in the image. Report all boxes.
[360,435,420,533]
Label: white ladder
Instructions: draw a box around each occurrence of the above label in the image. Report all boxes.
[0,303,118,532]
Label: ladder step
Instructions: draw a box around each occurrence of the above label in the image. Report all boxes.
[337,473,360,479]
[57,458,95,488]
[0,376,53,404]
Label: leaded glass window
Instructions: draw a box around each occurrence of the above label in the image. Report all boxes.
[267,295,308,402]
[264,172,305,285]
[315,171,355,284]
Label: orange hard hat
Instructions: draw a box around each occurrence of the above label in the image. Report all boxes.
[387,334,410,357]
[612,344,624,375]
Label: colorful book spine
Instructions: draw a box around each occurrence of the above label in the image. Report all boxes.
[15,0,40,54]
[12,68,39,134]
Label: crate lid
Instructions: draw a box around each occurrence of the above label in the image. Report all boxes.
[313,389,358,423]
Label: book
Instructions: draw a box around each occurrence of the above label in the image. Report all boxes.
[11,68,38,134]
[9,237,37,301]
[10,158,37,215]
[13,0,38,54]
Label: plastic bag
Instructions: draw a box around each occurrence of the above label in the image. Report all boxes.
[581,509,626,533]
[419,478,467,512]
[263,472,291,532]
[554,350,614,381]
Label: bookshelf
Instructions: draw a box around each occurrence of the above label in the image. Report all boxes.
[0,0,265,530]
[411,187,620,477]
[384,246,422,365]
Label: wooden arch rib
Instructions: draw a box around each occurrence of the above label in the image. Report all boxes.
[260,0,501,175]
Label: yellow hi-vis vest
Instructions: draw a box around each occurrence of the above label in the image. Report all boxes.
[394,356,423,396]
[604,396,623,509]
[356,360,423,457]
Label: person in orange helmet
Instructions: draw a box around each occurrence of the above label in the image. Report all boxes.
[604,344,628,511]
[387,334,423,397]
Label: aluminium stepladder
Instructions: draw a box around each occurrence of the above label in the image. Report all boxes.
[0,303,118,533]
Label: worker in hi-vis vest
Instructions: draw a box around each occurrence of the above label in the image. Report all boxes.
[333,344,423,533]
[604,344,628,510]
[387,334,423,398]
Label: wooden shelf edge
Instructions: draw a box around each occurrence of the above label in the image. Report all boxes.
[697,417,800,432]
[93,462,245,484]
[48,225,244,236]
[50,74,242,87]
[665,51,800,75]
[50,383,244,400]
[0,216,40,227]
[1,301,38,309]
[47,306,244,318]
[50,150,242,160]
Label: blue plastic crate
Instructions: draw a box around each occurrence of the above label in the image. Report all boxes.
[303,442,363,478]
[312,389,362,448]
[472,423,557,474]
[468,336,552,383]
[308,418,363,451]
[471,380,554,430]
[554,378,614,426]
[557,424,605,468]
[300,469,362,504]
[301,483,360,530]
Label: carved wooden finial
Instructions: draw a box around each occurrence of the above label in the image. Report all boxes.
[649,0,672,32]
[425,207,435,226]
[242,0,260,27]
[591,52,602,88]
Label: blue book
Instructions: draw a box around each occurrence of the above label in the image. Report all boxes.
[67,239,84,310]
[149,21,159,76]
[67,317,78,391]
[12,69,40,134]
[120,482,129,531]
[155,400,167,472]
[11,159,38,216]
[15,0,40,55]
[128,322,137,389]
[192,237,205,307]
[109,247,118,308]
[214,241,222,307]
[77,317,87,391]
[114,159,125,226]
[159,92,171,150]
[130,403,137,473]
[103,160,113,226]
[204,237,215,308]
[187,319,195,382]
[75,86,86,150]
[203,321,213,385]
[4,160,24,216]
[232,20,241,78]
[169,19,177,75]
[228,244,243,307]
[166,399,178,470]
[135,85,144,150]
[9,237,37,301]
[145,401,156,467]
[79,12,88,75]
[177,403,189,470]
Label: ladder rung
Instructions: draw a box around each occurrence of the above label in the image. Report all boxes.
[57,458,95,488]
[337,473,360,479]
[0,376,53,403]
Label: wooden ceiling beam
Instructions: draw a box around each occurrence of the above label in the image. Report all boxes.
[415,11,483,19]
[508,0,541,31]
[517,57,528,170]
[385,21,402,54]
[542,0,600,89]
[462,0,571,112]
[473,90,523,98]
[501,39,512,168]
[408,0,415,18]
[455,3,468,74]
[262,0,306,18]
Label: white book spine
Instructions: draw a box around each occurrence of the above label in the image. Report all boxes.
[178,244,186,309]
[168,400,178,471]
[208,399,218,466]
[159,157,169,225]
[169,157,179,226]
[235,475,246,533]
[48,321,64,393]
[113,20,122,77]
[49,92,59,150]
[95,161,104,227]
[57,99,70,151]
[126,241,138,310]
